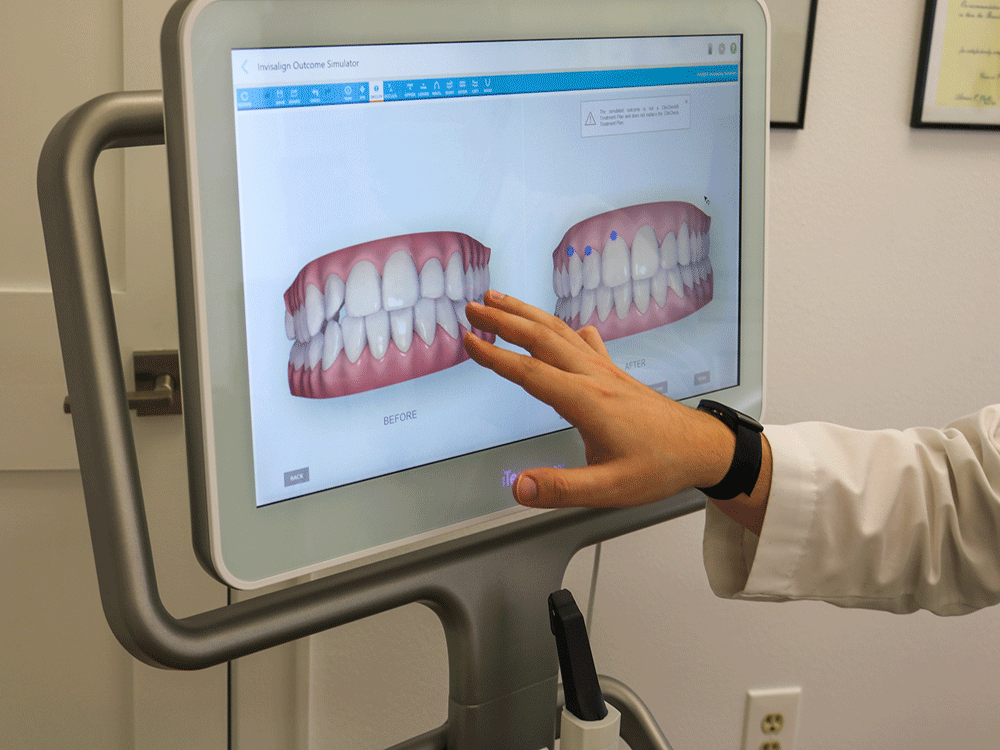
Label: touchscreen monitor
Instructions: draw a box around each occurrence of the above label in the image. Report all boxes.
[162,0,768,588]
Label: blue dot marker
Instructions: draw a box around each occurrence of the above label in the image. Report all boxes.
[584,246,592,256]
[567,246,575,257]
[610,231,618,241]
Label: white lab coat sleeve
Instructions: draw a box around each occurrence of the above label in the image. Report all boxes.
[703,405,1000,615]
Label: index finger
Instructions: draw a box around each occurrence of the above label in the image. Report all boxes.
[466,293,602,372]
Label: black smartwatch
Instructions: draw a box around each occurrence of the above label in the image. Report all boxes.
[696,399,764,500]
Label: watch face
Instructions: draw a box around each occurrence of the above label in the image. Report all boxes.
[734,411,764,432]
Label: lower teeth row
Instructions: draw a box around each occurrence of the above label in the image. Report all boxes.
[289,294,483,370]
[556,259,712,323]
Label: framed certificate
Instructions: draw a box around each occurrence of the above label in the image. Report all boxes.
[768,0,819,128]
[912,0,1000,129]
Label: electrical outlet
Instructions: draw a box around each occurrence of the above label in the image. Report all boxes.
[741,687,801,750]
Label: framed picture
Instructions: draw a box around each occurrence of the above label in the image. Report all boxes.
[912,0,1000,129]
[768,0,820,129]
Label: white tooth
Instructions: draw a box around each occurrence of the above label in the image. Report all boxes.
[579,289,597,325]
[555,298,566,320]
[294,307,307,343]
[596,286,613,322]
[553,267,562,296]
[445,253,465,301]
[483,264,490,296]
[633,278,651,314]
[340,314,367,363]
[677,222,691,266]
[582,246,600,290]
[570,295,581,321]
[464,267,476,302]
[345,261,382,318]
[365,309,390,360]
[613,280,633,319]
[601,235,630,288]
[290,341,306,370]
[436,296,459,339]
[420,257,446,299]
[454,300,471,330]
[413,298,437,345]
[390,307,414,353]
[568,250,583,297]
[558,267,570,297]
[307,333,324,370]
[630,225,659,281]
[703,232,711,260]
[305,284,325,338]
[324,274,345,320]
[667,267,685,298]
[651,268,668,307]
[322,320,343,368]
[660,231,678,269]
[692,232,704,263]
[475,266,486,298]
[695,259,707,284]
[285,310,295,340]
[681,265,695,290]
[382,251,420,311]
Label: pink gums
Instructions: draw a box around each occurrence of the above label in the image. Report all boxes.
[552,202,713,342]
[285,231,494,399]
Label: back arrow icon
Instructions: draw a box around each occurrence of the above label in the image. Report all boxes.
[242,60,249,74]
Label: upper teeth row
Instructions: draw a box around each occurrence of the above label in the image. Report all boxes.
[287,249,490,344]
[553,223,710,299]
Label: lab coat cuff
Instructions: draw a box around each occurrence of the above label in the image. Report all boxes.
[704,424,819,600]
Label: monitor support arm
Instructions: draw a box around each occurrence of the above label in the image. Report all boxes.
[38,90,703,750]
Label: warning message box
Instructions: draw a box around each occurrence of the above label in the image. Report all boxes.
[580,95,690,137]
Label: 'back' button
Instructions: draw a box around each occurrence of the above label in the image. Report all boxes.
[284,467,310,487]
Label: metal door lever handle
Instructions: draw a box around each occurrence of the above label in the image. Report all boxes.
[64,350,182,416]
[64,373,175,414]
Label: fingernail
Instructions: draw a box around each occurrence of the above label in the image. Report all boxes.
[515,474,538,504]
[486,289,506,301]
[466,300,483,310]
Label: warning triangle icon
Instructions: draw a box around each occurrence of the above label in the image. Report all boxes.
[585,112,596,126]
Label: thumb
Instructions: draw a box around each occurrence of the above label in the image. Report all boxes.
[513,463,630,508]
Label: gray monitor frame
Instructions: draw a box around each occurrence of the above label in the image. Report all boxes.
[162,0,770,589]
[37,1,767,747]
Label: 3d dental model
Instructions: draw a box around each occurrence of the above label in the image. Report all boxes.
[552,201,713,341]
[284,231,494,398]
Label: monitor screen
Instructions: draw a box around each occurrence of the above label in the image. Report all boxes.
[231,36,743,508]
[162,0,768,588]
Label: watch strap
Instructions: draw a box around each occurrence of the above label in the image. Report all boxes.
[696,400,764,500]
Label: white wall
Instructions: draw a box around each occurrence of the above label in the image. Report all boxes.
[577,1,1000,749]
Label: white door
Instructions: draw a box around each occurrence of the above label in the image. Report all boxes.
[1,0,230,746]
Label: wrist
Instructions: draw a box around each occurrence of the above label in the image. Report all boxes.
[688,408,738,489]
[694,400,764,500]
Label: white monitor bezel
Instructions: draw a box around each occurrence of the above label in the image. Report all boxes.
[162,0,769,589]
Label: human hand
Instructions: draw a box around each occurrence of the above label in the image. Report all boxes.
[462,290,737,509]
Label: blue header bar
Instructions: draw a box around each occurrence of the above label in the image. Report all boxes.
[235,64,738,111]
